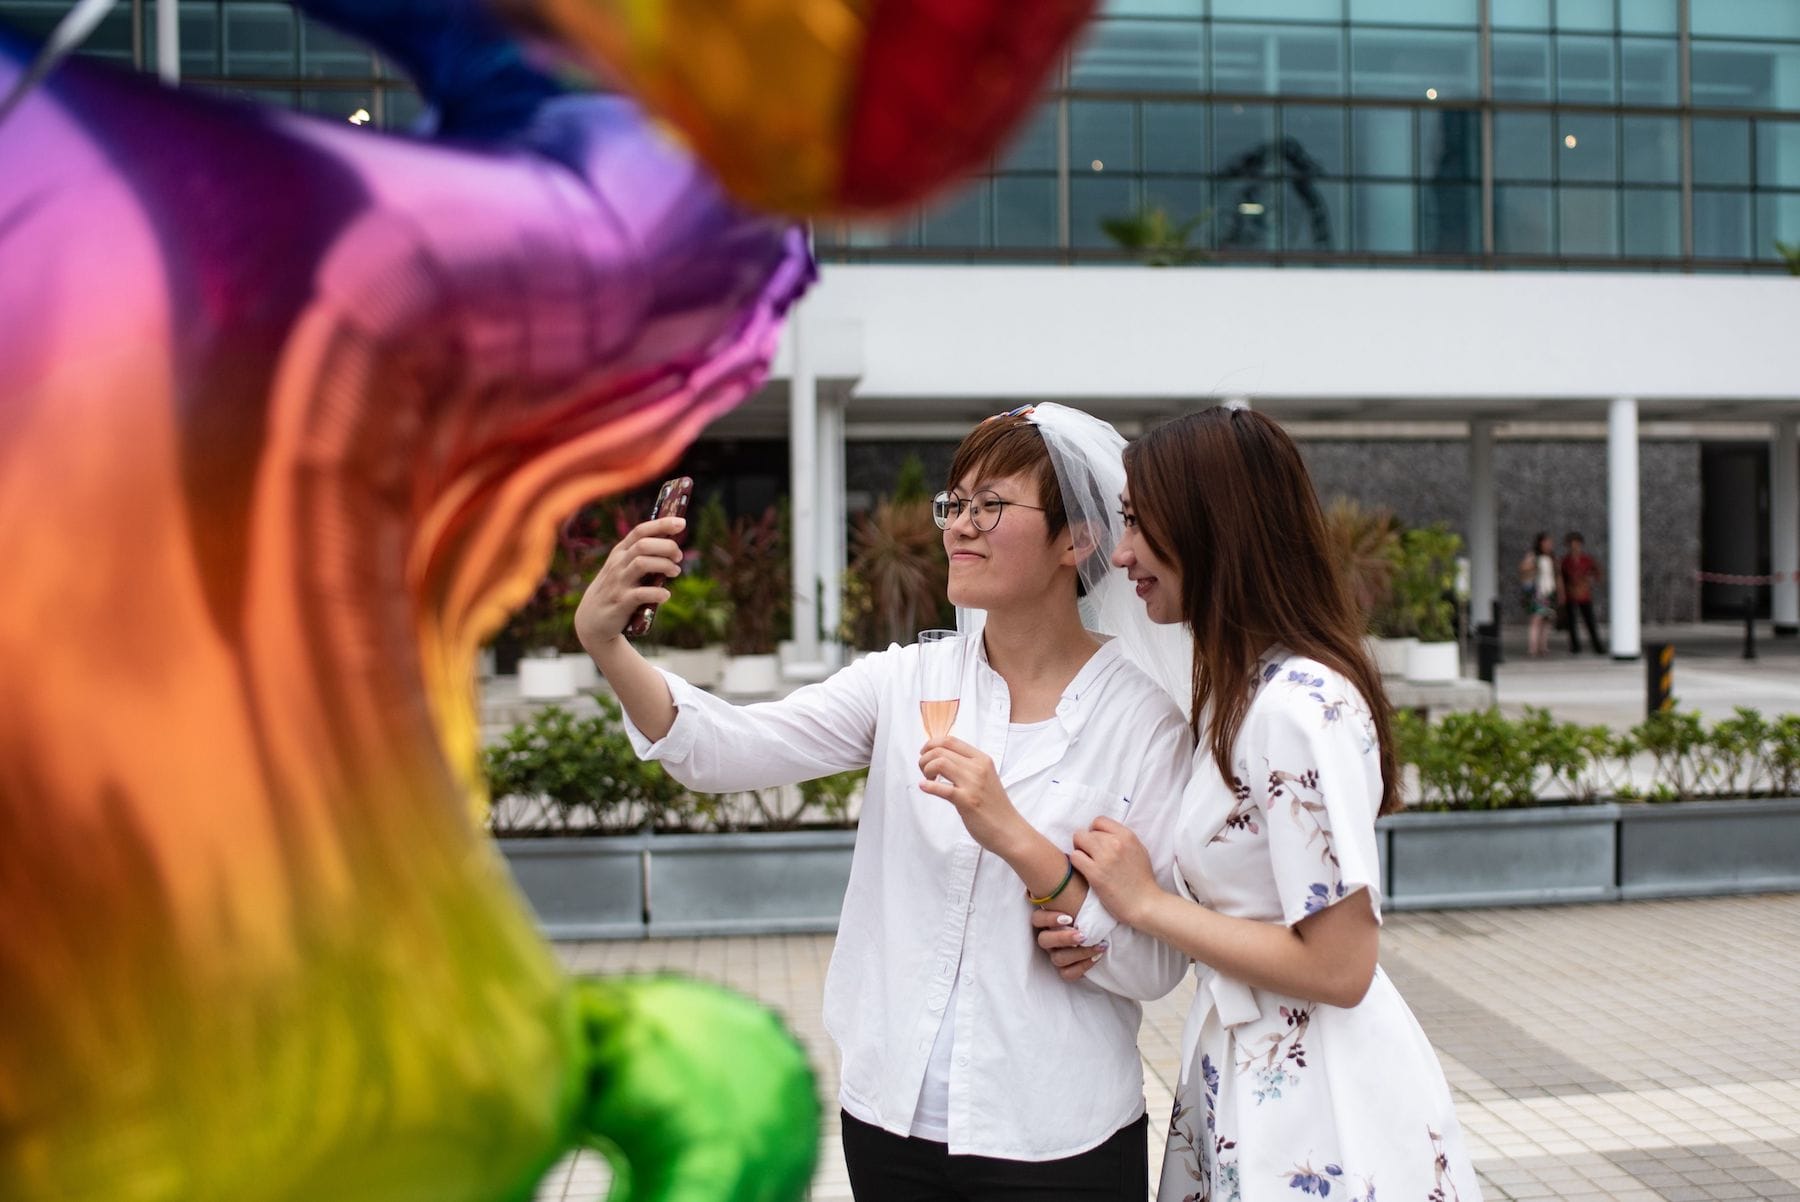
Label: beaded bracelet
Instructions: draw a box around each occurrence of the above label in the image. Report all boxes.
[1027,855,1075,907]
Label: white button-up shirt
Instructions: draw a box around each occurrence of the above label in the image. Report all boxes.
[624,637,1193,1160]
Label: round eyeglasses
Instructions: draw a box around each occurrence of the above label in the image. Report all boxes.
[932,490,1048,533]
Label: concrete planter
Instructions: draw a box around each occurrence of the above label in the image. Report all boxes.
[720,652,781,696]
[1618,798,1800,899]
[1404,639,1461,683]
[498,835,647,939]
[517,652,578,699]
[1380,804,1621,910]
[652,645,727,689]
[496,829,856,939]
[646,830,857,937]
[1370,636,1415,676]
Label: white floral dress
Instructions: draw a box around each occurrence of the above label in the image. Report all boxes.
[1158,649,1483,1202]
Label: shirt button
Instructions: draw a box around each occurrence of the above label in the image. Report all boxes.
[957,1055,970,1067]
[961,972,974,986]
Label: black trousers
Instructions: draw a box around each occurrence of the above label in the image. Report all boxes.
[1566,600,1603,652]
[840,1110,1149,1202]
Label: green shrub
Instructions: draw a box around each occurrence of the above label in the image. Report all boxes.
[1627,708,1709,801]
[483,698,686,834]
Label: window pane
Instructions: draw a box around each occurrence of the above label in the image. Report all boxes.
[1212,23,1345,96]
[1556,0,1614,31]
[1420,109,1481,182]
[1692,42,1800,112]
[1558,113,1617,183]
[1072,101,1138,174]
[1557,34,1616,104]
[1619,0,1678,34]
[1493,0,1551,27]
[1283,105,1347,175]
[1216,183,1281,250]
[1286,180,1347,250]
[1103,0,1204,13]
[1623,189,1681,255]
[921,182,990,248]
[1144,102,1207,174]
[1072,19,1207,91]
[1694,190,1752,258]
[1691,0,1800,39]
[1622,116,1681,183]
[1214,0,1339,18]
[1559,187,1619,255]
[1422,182,1481,252]
[223,3,297,76]
[1142,179,1212,228]
[300,16,372,79]
[1351,29,1480,100]
[1072,177,1140,249]
[381,87,426,132]
[1694,118,1752,186]
[1757,121,1800,188]
[1496,111,1555,180]
[999,105,1058,173]
[179,2,221,76]
[1352,182,1415,252]
[994,178,1059,248]
[1496,185,1555,253]
[1620,38,1679,106]
[1493,34,1553,100]
[1351,0,1477,23]
[1214,103,1278,176]
[1757,191,1800,259]
[1352,108,1414,176]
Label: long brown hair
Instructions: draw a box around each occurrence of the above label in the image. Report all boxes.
[1124,408,1402,816]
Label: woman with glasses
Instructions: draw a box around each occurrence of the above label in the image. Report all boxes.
[574,405,1192,1201]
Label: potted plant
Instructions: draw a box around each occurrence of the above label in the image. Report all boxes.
[1323,498,1406,673]
[1394,524,1463,682]
[647,571,732,687]
[843,495,948,651]
[504,501,634,698]
[708,504,792,696]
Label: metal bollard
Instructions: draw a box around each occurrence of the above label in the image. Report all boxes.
[1475,622,1500,683]
[1744,594,1759,660]
[1646,642,1674,715]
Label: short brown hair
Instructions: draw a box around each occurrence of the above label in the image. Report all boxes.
[945,411,1067,541]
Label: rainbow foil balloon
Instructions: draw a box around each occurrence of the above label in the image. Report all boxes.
[0,1,1091,1199]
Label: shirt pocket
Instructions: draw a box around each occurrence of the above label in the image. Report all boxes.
[1035,778,1132,851]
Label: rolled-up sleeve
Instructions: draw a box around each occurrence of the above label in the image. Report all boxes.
[1072,702,1194,1001]
[622,652,886,793]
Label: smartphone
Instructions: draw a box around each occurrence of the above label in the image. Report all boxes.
[623,476,695,637]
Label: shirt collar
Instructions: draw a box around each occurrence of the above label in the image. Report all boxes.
[971,636,1126,741]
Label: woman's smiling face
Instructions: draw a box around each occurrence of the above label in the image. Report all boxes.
[1111,485,1184,625]
[942,470,1071,613]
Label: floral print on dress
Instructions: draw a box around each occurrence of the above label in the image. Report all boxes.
[1155,650,1483,1202]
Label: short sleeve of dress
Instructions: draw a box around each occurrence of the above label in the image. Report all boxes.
[1244,670,1386,928]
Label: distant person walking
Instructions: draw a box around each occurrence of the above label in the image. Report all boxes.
[1560,532,1604,655]
[1518,532,1558,658]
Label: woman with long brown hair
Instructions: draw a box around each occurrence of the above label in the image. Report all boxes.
[1033,407,1482,1202]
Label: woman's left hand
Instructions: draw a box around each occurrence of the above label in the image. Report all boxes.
[919,737,1027,856]
[1072,817,1159,926]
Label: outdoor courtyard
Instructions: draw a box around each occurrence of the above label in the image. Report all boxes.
[535,892,1800,1202]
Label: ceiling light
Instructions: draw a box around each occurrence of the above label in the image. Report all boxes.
[1425,88,1438,100]
[348,108,372,125]
[1564,133,1578,148]
[1238,202,1265,216]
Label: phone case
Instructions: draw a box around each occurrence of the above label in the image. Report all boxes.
[624,476,694,637]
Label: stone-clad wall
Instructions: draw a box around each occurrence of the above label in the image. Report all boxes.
[1300,440,1702,624]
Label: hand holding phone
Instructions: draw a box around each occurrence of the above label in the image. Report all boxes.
[624,476,695,637]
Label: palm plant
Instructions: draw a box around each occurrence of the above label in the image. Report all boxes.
[1322,498,1402,629]
[1100,206,1211,266]
[846,497,947,649]
[1777,240,1800,276]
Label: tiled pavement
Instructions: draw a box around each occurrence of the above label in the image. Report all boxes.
[534,892,1800,1202]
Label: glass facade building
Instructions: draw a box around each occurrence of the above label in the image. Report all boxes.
[819,0,1800,271]
[3,0,1797,269]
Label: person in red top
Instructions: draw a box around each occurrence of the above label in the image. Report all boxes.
[1560,532,1605,654]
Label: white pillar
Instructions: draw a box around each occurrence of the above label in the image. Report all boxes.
[156,0,179,83]
[1468,418,1498,625]
[1774,416,1799,635]
[788,317,820,665]
[1607,398,1642,660]
[816,388,847,666]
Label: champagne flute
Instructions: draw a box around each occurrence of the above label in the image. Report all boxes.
[917,629,962,741]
